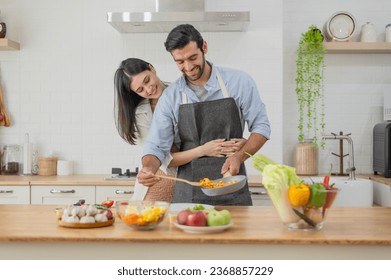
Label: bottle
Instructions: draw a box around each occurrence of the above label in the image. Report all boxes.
[386,23,391,43]
[0,10,6,39]
[23,133,33,175]
[1,145,21,175]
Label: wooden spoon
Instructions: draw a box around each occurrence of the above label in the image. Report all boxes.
[154,174,201,187]
[0,85,10,127]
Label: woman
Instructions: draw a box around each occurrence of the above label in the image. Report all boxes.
[114,58,245,202]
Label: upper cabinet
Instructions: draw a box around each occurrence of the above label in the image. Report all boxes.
[324,42,391,54]
[0,38,20,51]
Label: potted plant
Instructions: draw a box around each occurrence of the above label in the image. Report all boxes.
[294,25,326,175]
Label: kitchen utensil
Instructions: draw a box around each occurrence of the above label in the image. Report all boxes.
[323,11,356,42]
[360,22,377,42]
[155,173,247,196]
[154,174,201,187]
[200,175,247,196]
[0,84,10,127]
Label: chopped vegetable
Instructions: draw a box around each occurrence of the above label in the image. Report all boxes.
[199,178,237,188]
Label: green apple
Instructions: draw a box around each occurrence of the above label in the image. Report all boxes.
[219,209,231,225]
[206,209,231,226]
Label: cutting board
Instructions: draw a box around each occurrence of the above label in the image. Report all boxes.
[0,84,10,127]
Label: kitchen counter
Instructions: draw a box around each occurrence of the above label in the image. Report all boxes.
[0,174,263,186]
[0,204,390,260]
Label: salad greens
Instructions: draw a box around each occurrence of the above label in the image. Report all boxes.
[252,154,301,223]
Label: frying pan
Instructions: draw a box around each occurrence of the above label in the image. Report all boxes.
[154,174,247,196]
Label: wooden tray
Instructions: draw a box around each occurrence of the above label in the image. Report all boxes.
[57,217,115,228]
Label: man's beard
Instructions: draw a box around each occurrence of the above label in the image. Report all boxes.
[184,54,206,82]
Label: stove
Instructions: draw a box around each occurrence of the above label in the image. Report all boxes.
[104,167,138,181]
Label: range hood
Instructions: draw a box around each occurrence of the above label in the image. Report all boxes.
[107,0,250,33]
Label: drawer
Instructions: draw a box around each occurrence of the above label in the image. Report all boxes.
[96,186,134,203]
[0,185,30,204]
[30,185,95,205]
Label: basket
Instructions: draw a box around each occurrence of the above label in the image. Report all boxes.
[38,156,58,176]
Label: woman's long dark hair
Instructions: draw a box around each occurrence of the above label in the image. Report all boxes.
[114,58,151,145]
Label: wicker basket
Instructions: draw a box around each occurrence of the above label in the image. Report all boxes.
[38,156,58,176]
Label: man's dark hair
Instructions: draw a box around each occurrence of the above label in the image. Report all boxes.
[164,24,204,52]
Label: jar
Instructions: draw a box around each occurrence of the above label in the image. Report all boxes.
[386,23,391,43]
[360,22,377,42]
[1,145,21,175]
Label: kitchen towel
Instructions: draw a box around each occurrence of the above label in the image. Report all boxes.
[57,160,73,175]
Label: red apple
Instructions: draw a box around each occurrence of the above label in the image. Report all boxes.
[186,211,207,227]
[177,209,192,225]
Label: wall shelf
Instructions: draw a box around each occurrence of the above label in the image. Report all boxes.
[0,38,20,51]
[324,42,391,53]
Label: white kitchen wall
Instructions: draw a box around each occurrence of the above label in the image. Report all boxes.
[0,0,283,175]
[283,0,391,175]
[2,0,388,177]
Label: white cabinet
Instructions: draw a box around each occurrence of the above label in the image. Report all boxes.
[249,186,272,206]
[0,185,30,204]
[30,185,95,205]
[96,186,134,203]
[373,181,391,206]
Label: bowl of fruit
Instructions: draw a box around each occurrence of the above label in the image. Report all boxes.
[174,207,233,234]
[116,200,170,230]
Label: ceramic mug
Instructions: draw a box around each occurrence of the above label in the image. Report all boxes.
[360,22,377,42]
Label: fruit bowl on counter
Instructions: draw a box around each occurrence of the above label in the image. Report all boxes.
[173,206,233,234]
[116,200,170,230]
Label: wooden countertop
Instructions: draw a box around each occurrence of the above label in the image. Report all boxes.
[1,204,390,246]
[0,174,263,187]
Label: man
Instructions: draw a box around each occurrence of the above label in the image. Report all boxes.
[137,24,270,205]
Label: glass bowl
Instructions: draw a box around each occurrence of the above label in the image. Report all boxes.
[266,184,340,231]
[116,200,170,230]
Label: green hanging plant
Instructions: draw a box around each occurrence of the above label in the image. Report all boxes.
[295,25,326,149]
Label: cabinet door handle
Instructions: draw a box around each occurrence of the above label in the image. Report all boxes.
[50,189,76,194]
[250,191,268,196]
[115,190,134,195]
[0,190,13,194]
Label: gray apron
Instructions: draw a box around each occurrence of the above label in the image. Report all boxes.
[172,70,252,206]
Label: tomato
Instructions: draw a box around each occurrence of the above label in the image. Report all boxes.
[101,200,114,208]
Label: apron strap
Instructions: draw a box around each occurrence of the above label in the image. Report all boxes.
[181,92,188,104]
[216,69,229,98]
